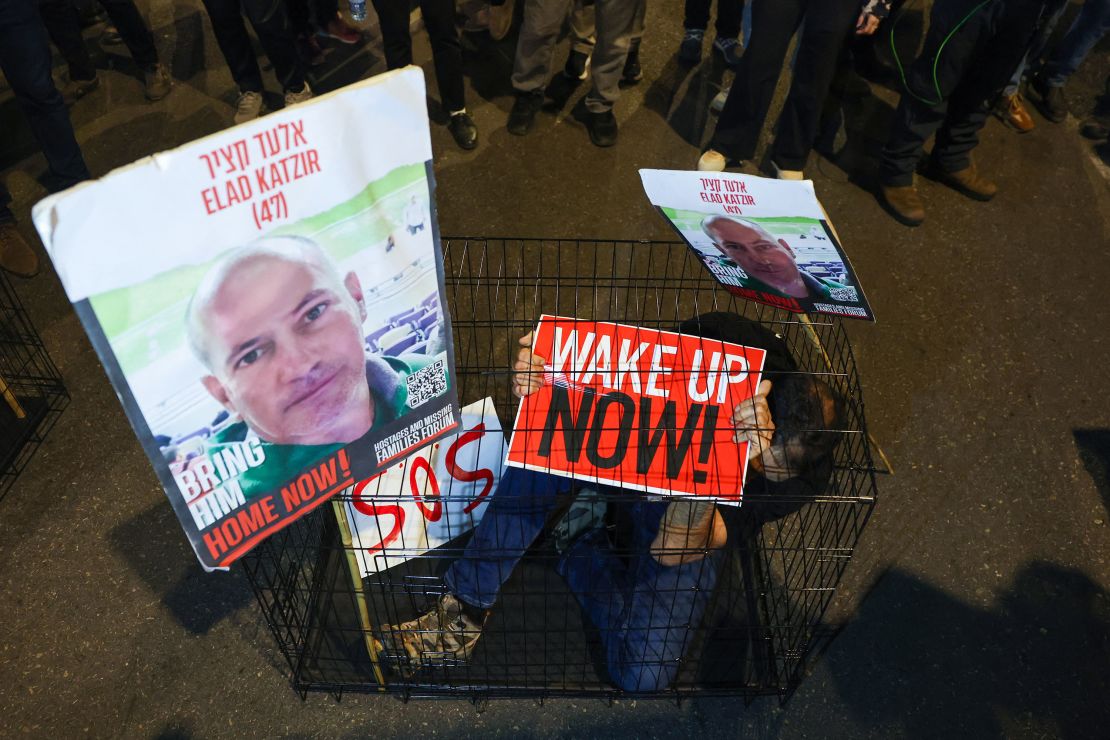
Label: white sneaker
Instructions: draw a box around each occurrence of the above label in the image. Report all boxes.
[284,82,314,108]
[773,162,804,180]
[697,149,727,172]
[234,90,264,124]
[710,87,729,114]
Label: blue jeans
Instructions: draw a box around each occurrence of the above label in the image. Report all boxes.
[557,501,719,692]
[1043,0,1110,87]
[443,467,719,692]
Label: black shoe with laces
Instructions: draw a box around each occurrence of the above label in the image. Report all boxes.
[572,100,617,147]
[448,111,478,149]
[678,28,704,64]
[507,90,543,135]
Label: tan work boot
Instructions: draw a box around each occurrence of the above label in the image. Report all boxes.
[995,92,1035,133]
[929,159,997,202]
[0,222,40,278]
[879,183,925,227]
[650,499,728,567]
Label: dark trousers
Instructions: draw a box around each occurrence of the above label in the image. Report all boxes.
[0,0,91,213]
[879,0,1047,186]
[710,0,859,169]
[370,0,464,112]
[200,0,305,93]
[684,0,742,38]
[38,0,158,81]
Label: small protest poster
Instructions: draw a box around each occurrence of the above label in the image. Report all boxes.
[31,69,460,570]
[504,316,766,502]
[342,397,504,576]
[639,169,875,321]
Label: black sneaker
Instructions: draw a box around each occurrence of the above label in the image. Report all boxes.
[572,100,617,147]
[1031,75,1068,123]
[622,39,643,84]
[713,36,742,67]
[507,90,543,135]
[678,28,704,64]
[564,49,590,81]
[448,111,478,149]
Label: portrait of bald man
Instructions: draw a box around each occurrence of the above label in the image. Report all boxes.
[186,235,435,498]
[700,215,849,302]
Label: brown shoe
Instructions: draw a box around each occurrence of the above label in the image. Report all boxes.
[0,223,40,278]
[879,184,925,227]
[928,159,997,202]
[995,92,1035,133]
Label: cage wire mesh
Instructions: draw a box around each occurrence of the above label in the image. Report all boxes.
[240,238,879,700]
[0,271,68,501]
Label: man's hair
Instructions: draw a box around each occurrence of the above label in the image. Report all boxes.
[676,312,846,474]
[184,235,341,370]
[770,375,846,472]
[700,215,776,245]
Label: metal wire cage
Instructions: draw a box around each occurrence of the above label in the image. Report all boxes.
[239,238,880,701]
[0,271,68,501]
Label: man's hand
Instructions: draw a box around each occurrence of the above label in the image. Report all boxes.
[511,331,546,398]
[731,379,773,459]
[855,11,880,35]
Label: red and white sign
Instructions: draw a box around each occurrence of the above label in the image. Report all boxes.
[505,316,765,502]
[343,397,504,575]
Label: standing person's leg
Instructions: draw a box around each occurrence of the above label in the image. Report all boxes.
[419,0,479,148]
[929,0,1044,193]
[584,0,636,111]
[710,0,743,65]
[239,0,308,95]
[36,0,99,83]
[200,0,266,93]
[508,0,572,134]
[1034,0,1110,121]
[0,183,13,226]
[680,0,711,62]
[566,0,595,79]
[703,0,804,168]
[96,0,172,99]
[511,0,572,94]
[0,0,90,276]
[876,0,994,225]
[768,0,859,175]
[419,0,465,112]
[95,0,157,67]
[621,0,646,83]
[369,0,415,68]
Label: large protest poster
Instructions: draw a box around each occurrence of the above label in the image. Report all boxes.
[342,397,504,576]
[505,316,766,502]
[640,169,875,321]
[31,69,460,570]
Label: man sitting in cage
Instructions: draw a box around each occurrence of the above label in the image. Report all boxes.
[378,312,844,692]
[702,215,849,302]
[184,235,435,499]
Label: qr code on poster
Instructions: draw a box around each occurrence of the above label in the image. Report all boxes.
[407,358,448,408]
[828,285,859,302]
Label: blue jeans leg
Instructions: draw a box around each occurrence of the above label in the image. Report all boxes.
[443,466,571,609]
[1043,0,1110,87]
[560,500,720,692]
